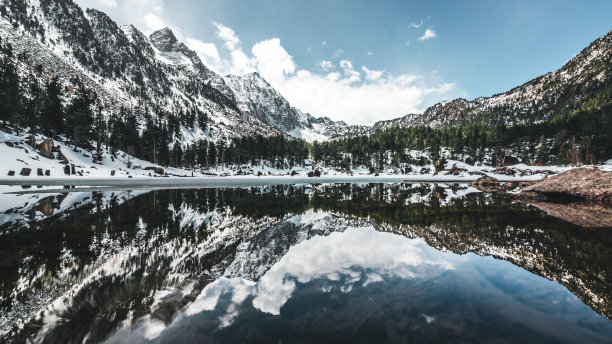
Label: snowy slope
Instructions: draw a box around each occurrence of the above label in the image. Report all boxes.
[0,129,198,179]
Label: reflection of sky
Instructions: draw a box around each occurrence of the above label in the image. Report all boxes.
[139,226,456,337]
[109,225,612,343]
[251,226,454,315]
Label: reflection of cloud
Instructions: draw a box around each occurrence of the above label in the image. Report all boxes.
[252,226,453,315]
[422,313,436,324]
[147,226,453,337]
[183,277,255,328]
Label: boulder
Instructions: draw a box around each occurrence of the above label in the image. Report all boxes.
[45,170,50,176]
[19,168,32,176]
[64,165,71,175]
[433,158,447,175]
[291,170,297,176]
[369,167,376,175]
[446,164,467,176]
[7,170,15,176]
[37,168,44,176]
[522,167,612,205]
[470,176,500,192]
[502,155,520,166]
[71,164,76,174]
[464,157,475,166]
[144,166,165,175]
[37,138,55,159]
[505,181,519,189]
[57,149,68,163]
[307,170,321,178]
[420,167,431,175]
[257,171,263,176]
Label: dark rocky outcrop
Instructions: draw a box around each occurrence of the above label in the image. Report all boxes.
[19,168,31,176]
[502,155,520,166]
[307,170,321,177]
[433,158,447,175]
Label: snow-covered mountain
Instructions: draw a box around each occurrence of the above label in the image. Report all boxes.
[224,72,367,141]
[372,29,612,130]
[0,1,286,142]
[0,0,357,143]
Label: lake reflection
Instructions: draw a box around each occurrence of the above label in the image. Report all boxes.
[0,184,611,343]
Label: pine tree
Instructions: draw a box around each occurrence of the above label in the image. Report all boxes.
[40,77,64,137]
[67,86,95,149]
[0,53,22,126]
[94,106,106,162]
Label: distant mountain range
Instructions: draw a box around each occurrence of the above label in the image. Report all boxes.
[372,29,612,130]
[0,0,610,143]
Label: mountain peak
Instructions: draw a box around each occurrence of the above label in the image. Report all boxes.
[150,27,179,51]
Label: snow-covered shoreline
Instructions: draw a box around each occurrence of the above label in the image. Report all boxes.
[2,128,610,188]
[0,174,544,188]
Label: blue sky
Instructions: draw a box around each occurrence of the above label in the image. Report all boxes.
[76,0,612,124]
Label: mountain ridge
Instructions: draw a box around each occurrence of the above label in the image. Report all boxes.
[371,28,612,131]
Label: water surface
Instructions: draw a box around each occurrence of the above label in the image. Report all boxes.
[0,183,611,343]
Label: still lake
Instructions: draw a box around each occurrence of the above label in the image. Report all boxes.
[1,183,611,343]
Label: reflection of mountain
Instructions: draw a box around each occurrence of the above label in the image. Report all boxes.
[0,184,610,343]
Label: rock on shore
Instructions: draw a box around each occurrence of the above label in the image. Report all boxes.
[522,166,612,205]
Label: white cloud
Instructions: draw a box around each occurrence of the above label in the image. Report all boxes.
[361,66,385,81]
[185,38,221,67]
[320,60,334,71]
[213,21,240,49]
[252,38,295,82]
[338,60,360,85]
[141,12,166,32]
[405,41,411,46]
[419,28,437,41]
[213,21,256,75]
[209,25,453,124]
[409,19,423,29]
[367,51,373,56]
[321,40,327,46]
